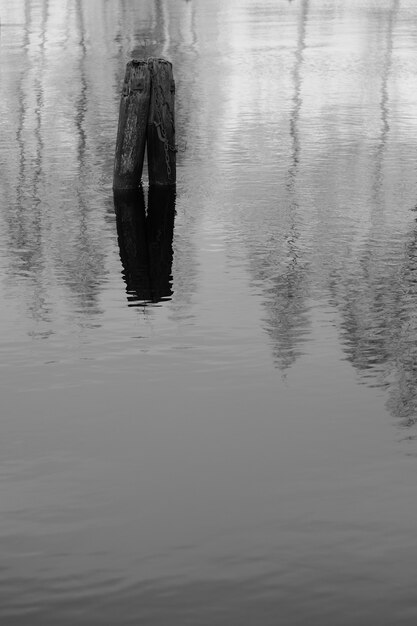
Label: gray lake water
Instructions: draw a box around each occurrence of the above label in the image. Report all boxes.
[1,0,417,623]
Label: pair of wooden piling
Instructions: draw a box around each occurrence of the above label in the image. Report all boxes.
[113,59,176,190]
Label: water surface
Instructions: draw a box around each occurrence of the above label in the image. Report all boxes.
[1,0,417,624]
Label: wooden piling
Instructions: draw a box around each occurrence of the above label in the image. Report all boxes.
[147,59,176,186]
[113,61,151,190]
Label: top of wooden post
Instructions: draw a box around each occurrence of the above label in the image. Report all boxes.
[147,59,176,186]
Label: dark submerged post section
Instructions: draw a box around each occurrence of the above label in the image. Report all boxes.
[146,186,176,301]
[113,61,151,190]
[114,186,176,306]
[113,187,152,304]
[147,59,176,186]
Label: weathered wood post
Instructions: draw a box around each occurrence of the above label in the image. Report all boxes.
[147,59,176,186]
[113,61,151,190]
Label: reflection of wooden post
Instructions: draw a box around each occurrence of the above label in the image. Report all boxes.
[113,187,152,303]
[147,186,176,300]
[113,186,176,305]
[147,59,176,186]
[113,61,151,190]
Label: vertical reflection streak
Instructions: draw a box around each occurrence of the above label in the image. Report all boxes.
[75,0,88,171]
[155,0,170,58]
[288,0,309,189]
[30,0,50,330]
[33,0,49,203]
[16,0,31,213]
[11,0,52,333]
[267,0,310,374]
[184,0,197,50]
[66,0,105,320]
[329,2,417,429]
[373,0,400,204]
[286,0,309,257]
